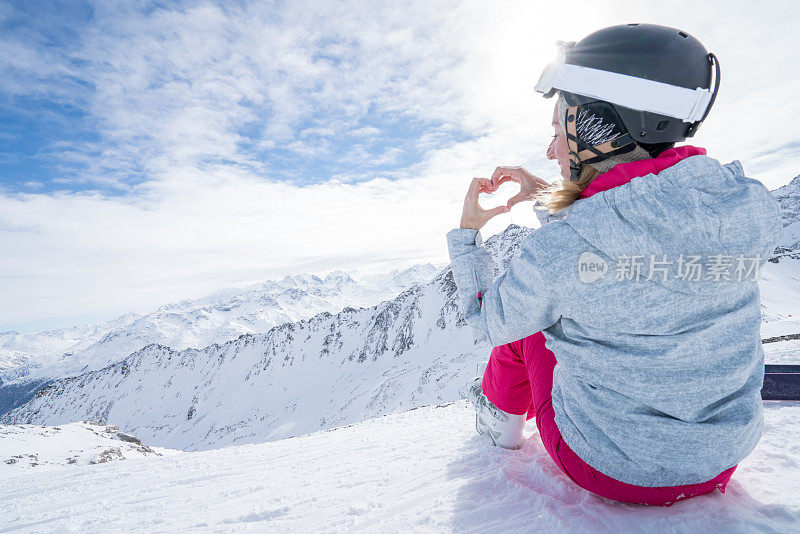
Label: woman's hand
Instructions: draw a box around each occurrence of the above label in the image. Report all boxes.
[489,166,550,210]
[459,177,510,230]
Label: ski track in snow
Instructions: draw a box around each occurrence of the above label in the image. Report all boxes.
[1,401,798,533]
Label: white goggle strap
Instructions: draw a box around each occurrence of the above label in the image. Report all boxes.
[536,62,714,124]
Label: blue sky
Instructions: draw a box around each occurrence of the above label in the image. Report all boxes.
[0,1,469,195]
[1,0,799,331]
[1,1,98,192]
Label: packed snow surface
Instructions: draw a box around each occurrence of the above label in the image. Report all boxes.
[1,401,798,532]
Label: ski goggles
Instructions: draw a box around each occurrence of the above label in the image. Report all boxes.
[534,41,718,123]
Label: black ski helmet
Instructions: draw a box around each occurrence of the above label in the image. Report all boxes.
[535,23,720,180]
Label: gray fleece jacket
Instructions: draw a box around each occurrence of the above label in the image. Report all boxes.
[446,154,783,486]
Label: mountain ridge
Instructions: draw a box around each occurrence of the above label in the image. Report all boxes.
[0,229,530,449]
[0,264,441,384]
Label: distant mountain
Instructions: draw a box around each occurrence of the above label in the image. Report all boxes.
[0,264,442,413]
[769,175,800,263]
[771,174,800,228]
[770,174,800,262]
[0,226,531,450]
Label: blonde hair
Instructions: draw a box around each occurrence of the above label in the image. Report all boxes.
[535,165,601,214]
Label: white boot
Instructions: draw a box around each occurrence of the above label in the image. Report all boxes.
[468,363,526,450]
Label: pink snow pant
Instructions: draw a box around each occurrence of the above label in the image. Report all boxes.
[481,331,737,507]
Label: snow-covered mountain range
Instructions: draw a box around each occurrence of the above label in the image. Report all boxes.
[769,174,800,262]
[772,174,800,230]
[2,175,799,453]
[0,225,533,449]
[0,264,441,413]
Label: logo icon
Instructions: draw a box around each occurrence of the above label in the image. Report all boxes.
[578,251,608,283]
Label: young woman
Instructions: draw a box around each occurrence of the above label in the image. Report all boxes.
[446,23,783,506]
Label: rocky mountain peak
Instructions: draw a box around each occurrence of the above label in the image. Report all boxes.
[772,173,800,228]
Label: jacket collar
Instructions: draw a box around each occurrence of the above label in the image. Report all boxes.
[579,145,707,199]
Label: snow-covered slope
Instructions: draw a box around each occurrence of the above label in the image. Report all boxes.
[0,264,441,411]
[0,420,175,472]
[0,228,531,450]
[1,401,798,532]
[762,174,800,336]
[760,256,800,332]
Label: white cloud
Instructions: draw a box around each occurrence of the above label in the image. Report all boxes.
[1,0,799,330]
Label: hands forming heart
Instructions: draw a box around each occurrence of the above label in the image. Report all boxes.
[459,166,551,230]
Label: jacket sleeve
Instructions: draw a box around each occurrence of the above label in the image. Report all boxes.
[446,226,561,347]
[532,197,567,227]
